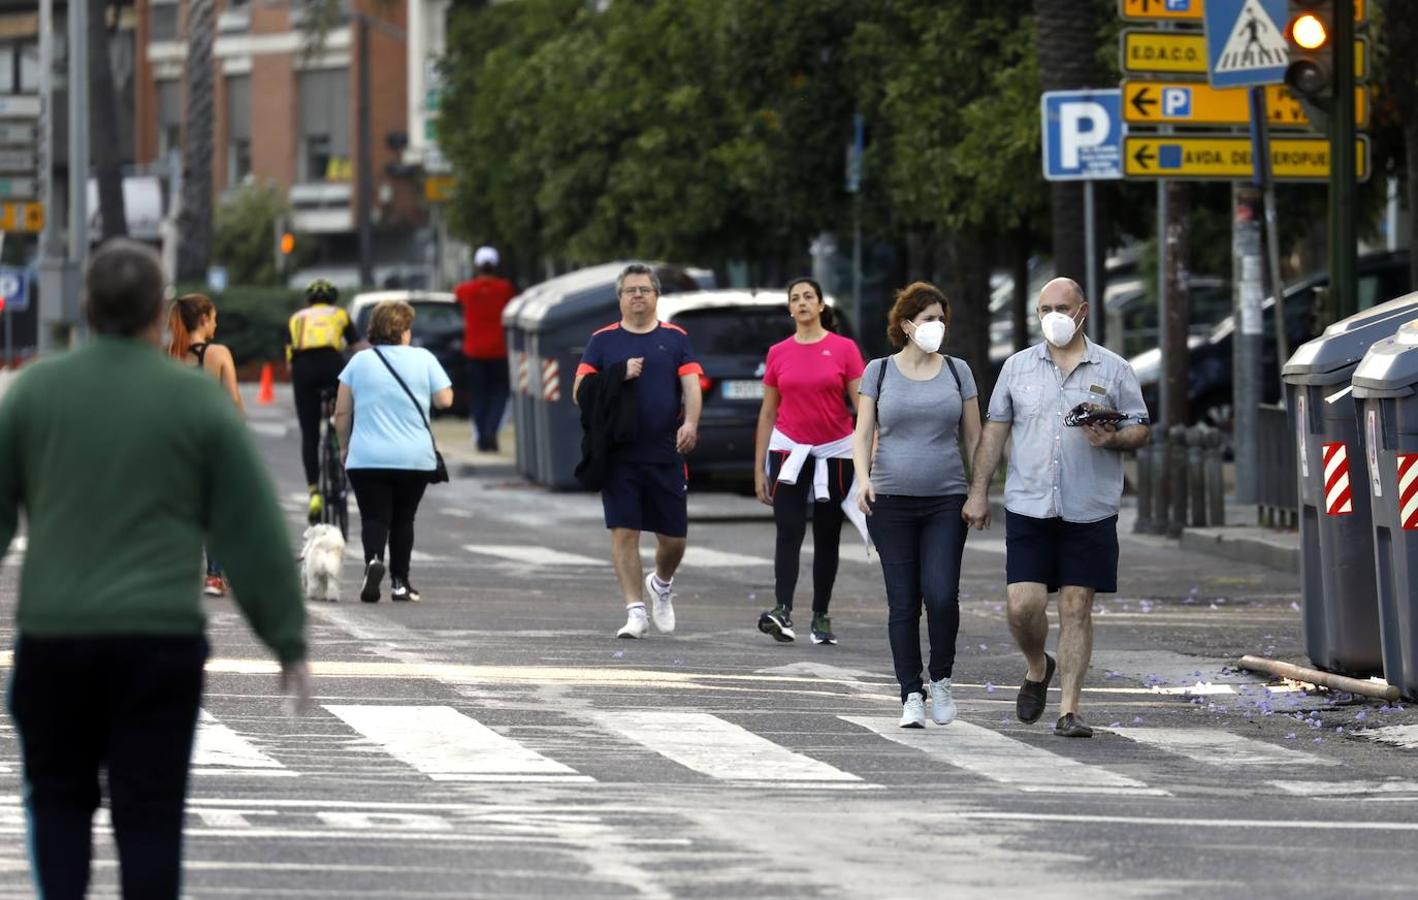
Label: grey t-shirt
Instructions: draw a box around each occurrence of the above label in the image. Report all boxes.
[860,355,978,497]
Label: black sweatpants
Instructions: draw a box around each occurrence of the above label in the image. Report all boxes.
[347,468,430,580]
[291,349,346,487]
[768,452,853,614]
[7,634,209,900]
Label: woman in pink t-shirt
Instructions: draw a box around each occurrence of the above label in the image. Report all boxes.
[752,277,866,645]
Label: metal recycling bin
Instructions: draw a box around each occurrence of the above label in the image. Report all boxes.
[502,289,541,480]
[1282,293,1418,676]
[515,262,702,489]
[1352,314,1418,699]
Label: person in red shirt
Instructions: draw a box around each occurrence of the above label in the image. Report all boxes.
[454,246,518,451]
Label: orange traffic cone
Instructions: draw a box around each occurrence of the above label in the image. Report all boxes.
[257,362,275,405]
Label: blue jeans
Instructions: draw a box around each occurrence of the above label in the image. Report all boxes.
[865,494,969,701]
[467,357,510,450]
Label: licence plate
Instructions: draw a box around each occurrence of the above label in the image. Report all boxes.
[721,380,764,400]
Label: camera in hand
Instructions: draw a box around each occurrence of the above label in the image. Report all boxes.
[1064,402,1128,428]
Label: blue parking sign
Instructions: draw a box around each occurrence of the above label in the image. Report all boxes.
[1041,90,1124,182]
[0,266,28,312]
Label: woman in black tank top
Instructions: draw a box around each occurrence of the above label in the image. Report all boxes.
[168,293,245,597]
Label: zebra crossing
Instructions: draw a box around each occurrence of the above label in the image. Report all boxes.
[0,699,1394,801]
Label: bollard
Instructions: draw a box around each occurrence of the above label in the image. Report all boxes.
[1188,425,1208,527]
[1205,427,1226,526]
[1134,441,1154,534]
[1168,426,1188,538]
[1147,425,1170,535]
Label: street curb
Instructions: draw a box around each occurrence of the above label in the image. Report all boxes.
[1179,527,1301,573]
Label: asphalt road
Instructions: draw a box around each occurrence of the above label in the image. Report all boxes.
[3,388,1418,899]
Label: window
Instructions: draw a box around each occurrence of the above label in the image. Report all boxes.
[225,75,251,183]
[151,3,180,42]
[296,68,350,182]
[157,79,183,159]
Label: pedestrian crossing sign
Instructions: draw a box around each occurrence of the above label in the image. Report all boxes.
[1204,0,1290,88]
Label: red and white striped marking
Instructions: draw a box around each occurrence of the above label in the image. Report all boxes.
[541,358,561,402]
[1400,453,1418,530]
[516,352,529,394]
[1322,442,1354,516]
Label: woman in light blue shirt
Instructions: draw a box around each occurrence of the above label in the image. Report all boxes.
[336,301,453,603]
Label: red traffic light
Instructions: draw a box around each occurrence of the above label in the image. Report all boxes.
[279,232,296,255]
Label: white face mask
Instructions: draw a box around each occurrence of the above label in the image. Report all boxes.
[1041,310,1082,347]
[908,320,946,354]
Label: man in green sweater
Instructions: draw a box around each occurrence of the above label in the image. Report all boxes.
[0,239,310,899]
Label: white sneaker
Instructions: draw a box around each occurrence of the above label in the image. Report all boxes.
[930,678,957,725]
[617,605,650,639]
[899,692,926,729]
[644,573,676,633]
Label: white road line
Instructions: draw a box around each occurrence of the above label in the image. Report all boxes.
[1269,780,1418,799]
[841,716,1166,796]
[1107,728,1338,767]
[463,544,607,567]
[1362,724,1418,750]
[191,710,295,776]
[643,547,772,568]
[324,704,592,782]
[248,422,290,438]
[963,537,1007,555]
[943,810,1418,832]
[596,711,860,783]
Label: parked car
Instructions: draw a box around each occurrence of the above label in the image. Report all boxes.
[1105,275,1233,360]
[656,290,855,483]
[348,290,469,416]
[1129,250,1412,427]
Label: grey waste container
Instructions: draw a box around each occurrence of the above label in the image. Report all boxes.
[503,289,540,480]
[1352,312,1418,699]
[516,262,702,489]
[1282,293,1418,676]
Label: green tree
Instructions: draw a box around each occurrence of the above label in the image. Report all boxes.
[212,182,294,287]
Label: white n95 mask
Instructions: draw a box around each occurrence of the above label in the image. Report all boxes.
[1041,311,1081,347]
[909,321,946,354]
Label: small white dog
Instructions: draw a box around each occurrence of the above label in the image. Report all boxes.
[300,524,346,602]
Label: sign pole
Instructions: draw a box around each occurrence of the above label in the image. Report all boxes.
[1250,87,1288,395]
[0,230,8,370]
[1157,177,1169,430]
[1085,180,1100,342]
[1331,0,1357,320]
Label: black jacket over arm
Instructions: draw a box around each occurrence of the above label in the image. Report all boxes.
[574,361,638,490]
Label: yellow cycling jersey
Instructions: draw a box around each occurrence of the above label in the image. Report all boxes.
[288,304,353,355]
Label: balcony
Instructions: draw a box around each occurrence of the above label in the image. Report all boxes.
[289,181,353,234]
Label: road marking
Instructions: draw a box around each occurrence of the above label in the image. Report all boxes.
[841,716,1167,796]
[1107,727,1338,766]
[248,422,290,438]
[1362,724,1418,750]
[1269,780,1418,799]
[191,710,294,777]
[643,547,772,568]
[964,537,1006,555]
[944,810,1418,832]
[595,711,860,784]
[463,544,607,567]
[324,704,592,783]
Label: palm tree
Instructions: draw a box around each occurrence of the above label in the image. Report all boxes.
[89,0,127,240]
[1382,0,1418,288]
[176,0,215,283]
[1032,0,1105,292]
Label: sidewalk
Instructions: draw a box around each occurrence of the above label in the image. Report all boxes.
[434,420,1301,572]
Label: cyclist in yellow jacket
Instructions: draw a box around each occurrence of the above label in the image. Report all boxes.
[288,279,362,521]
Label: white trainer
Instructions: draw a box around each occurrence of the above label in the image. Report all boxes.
[644,573,676,633]
[899,692,926,729]
[617,605,650,639]
[929,677,957,725]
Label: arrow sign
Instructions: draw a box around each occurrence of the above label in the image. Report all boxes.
[1130,86,1158,117]
[1123,134,1370,181]
[1119,0,1366,23]
[1121,80,1370,128]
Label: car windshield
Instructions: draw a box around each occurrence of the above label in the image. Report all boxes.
[412,302,461,335]
[670,307,798,355]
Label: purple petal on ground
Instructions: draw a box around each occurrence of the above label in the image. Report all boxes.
[1356,711,1367,721]
[985,681,995,693]
[1313,737,1324,743]
[1291,601,1301,611]
[1133,716,1144,724]
[1109,721,1122,728]
[979,644,988,651]
[612,651,625,659]
[1284,732,1297,739]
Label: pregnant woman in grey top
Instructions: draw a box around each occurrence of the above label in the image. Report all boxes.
[852,281,983,729]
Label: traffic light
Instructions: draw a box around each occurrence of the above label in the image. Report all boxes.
[279,231,296,256]
[1284,1,1334,124]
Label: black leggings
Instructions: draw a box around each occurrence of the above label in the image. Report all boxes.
[291,350,346,487]
[768,452,854,614]
[348,468,430,579]
[8,634,209,900]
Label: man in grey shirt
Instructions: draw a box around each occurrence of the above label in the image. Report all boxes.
[963,278,1150,738]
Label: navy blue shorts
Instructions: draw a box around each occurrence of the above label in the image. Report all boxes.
[601,461,689,537]
[1005,511,1119,594]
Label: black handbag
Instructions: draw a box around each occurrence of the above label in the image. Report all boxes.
[371,347,450,484]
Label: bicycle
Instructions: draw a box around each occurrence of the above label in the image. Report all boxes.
[316,388,350,540]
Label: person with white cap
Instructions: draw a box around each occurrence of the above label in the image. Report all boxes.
[454,246,518,451]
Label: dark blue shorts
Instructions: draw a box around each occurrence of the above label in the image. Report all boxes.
[601,461,689,537]
[1005,511,1119,594]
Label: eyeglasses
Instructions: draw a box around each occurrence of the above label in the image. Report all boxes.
[620,286,656,297]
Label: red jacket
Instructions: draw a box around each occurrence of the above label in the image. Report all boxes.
[454,275,517,359]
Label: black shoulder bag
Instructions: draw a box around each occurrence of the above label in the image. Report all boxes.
[874,353,962,405]
[372,347,450,484]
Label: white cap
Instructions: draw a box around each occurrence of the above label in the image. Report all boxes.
[474,246,500,268]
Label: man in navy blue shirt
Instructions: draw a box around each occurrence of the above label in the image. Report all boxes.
[574,264,704,638]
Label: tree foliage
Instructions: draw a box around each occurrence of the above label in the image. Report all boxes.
[212,181,294,287]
